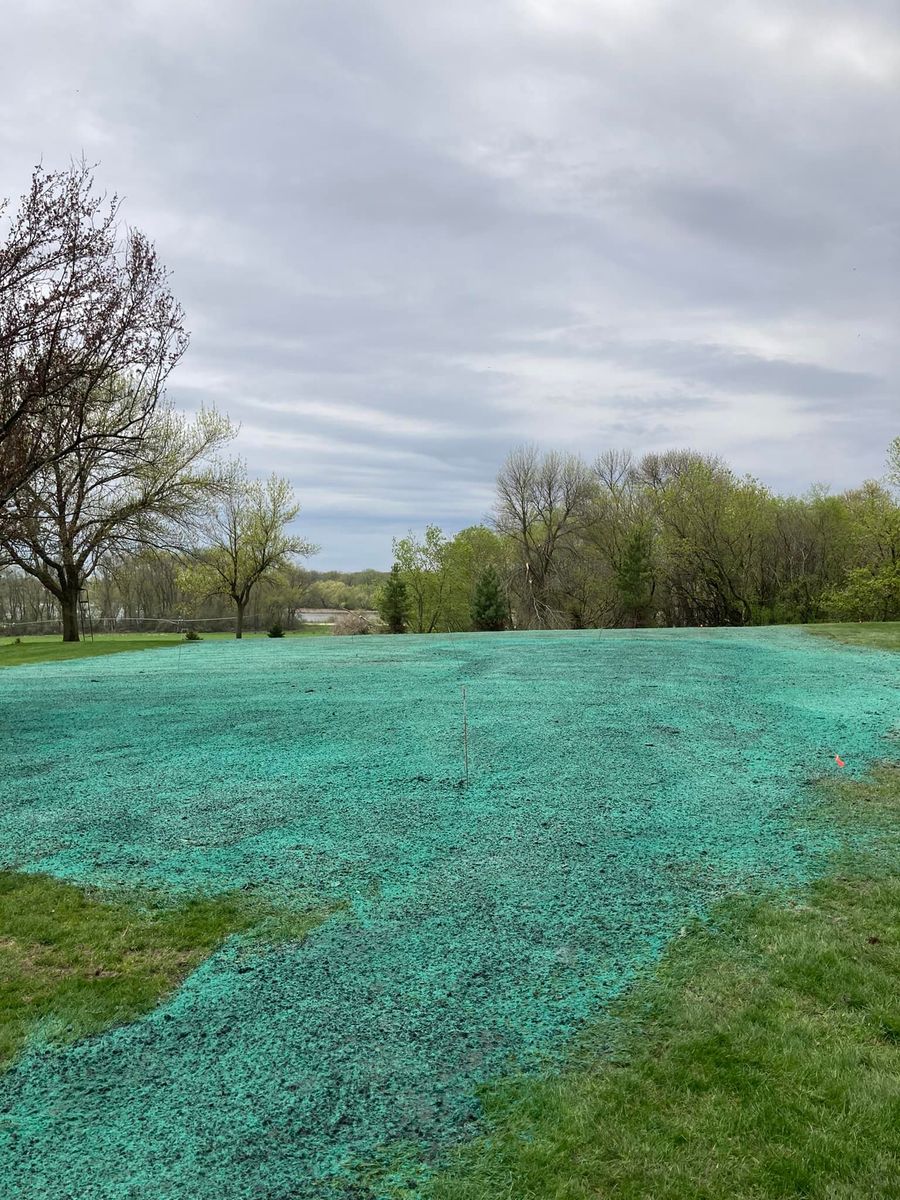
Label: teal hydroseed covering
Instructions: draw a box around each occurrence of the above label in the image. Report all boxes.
[0,628,897,1197]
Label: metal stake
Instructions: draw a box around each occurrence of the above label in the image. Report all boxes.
[461,684,469,785]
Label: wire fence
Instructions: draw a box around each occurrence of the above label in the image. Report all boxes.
[0,612,340,637]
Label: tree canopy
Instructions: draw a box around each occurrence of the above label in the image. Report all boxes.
[0,163,186,519]
[379,439,900,633]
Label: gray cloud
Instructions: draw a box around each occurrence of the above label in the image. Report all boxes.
[1,0,898,567]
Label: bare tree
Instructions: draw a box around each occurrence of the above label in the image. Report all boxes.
[0,162,187,518]
[593,448,634,498]
[888,436,900,492]
[0,384,232,640]
[493,445,595,627]
[180,466,318,638]
[633,448,723,494]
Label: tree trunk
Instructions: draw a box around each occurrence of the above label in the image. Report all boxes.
[60,588,80,642]
[235,599,245,639]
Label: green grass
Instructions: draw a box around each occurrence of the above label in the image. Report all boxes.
[425,765,900,1200]
[805,621,900,653]
[0,626,331,668]
[0,871,331,1070]
[427,768,900,1198]
[0,633,182,669]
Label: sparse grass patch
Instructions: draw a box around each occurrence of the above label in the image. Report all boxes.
[425,766,900,1200]
[0,871,330,1069]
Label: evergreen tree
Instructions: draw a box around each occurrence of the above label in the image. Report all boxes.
[378,563,409,633]
[471,566,508,631]
[616,525,654,626]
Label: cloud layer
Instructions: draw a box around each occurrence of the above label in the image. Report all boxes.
[2,0,898,566]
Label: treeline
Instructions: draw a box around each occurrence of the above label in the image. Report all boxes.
[4,166,897,642]
[378,443,900,632]
[0,560,385,634]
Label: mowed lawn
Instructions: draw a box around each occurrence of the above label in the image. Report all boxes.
[0,625,330,668]
[807,620,900,653]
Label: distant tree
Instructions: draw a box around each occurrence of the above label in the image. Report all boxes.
[259,561,312,629]
[471,566,508,631]
[105,548,183,623]
[765,490,851,623]
[0,163,187,520]
[180,465,316,639]
[0,565,58,628]
[313,579,355,609]
[651,456,772,626]
[494,445,594,628]
[392,525,451,632]
[821,466,900,623]
[842,480,900,573]
[0,386,231,641]
[440,525,508,630]
[888,436,900,491]
[616,524,654,626]
[377,564,409,633]
[303,568,386,611]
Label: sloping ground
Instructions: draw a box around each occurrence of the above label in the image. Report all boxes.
[429,766,900,1200]
[0,629,897,1198]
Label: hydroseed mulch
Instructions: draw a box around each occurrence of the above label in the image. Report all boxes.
[0,628,897,1198]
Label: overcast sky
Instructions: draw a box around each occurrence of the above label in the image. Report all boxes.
[2,1,898,568]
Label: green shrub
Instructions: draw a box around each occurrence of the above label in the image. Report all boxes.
[268,623,285,638]
[471,567,508,631]
[377,564,409,634]
[825,563,900,622]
